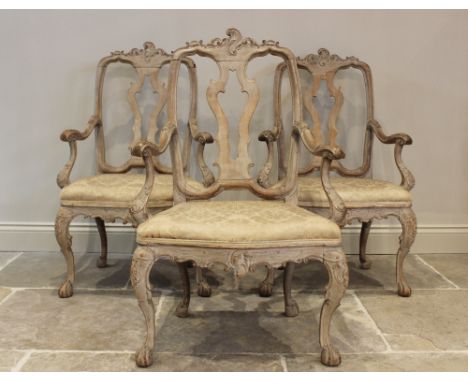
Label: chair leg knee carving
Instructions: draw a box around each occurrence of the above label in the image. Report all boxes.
[259,266,275,297]
[131,253,156,368]
[283,262,299,317]
[359,220,373,270]
[396,208,417,297]
[95,217,108,268]
[176,262,191,318]
[196,267,212,297]
[55,207,76,298]
[320,250,349,367]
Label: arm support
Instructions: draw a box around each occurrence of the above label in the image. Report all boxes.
[186,117,215,187]
[56,115,101,188]
[130,125,176,225]
[192,127,215,187]
[295,123,346,226]
[257,129,278,188]
[368,119,415,190]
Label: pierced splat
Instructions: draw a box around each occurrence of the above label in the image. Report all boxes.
[207,60,259,180]
[93,42,196,174]
[297,48,375,177]
[166,28,303,199]
[127,66,168,148]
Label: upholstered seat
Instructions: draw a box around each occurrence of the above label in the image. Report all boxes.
[298,177,412,208]
[60,173,202,208]
[137,200,341,248]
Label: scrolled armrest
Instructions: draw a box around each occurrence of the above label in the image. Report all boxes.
[368,119,415,191]
[194,131,214,144]
[313,144,345,161]
[258,129,277,143]
[131,124,176,157]
[56,116,101,188]
[60,116,101,142]
[368,119,412,145]
[131,140,166,157]
[294,123,345,160]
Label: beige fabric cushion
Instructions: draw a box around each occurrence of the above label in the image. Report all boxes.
[137,200,341,248]
[60,174,202,208]
[298,176,412,208]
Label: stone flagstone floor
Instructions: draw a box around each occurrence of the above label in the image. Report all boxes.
[1,251,468,371]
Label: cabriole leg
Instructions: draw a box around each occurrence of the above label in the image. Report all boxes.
[319,250,348,367]
[259,266,275,297]
[396,208,417,297]
[176,261,191,318]
[131,251,156,368]
[283,262,299,317]
[359,220,372,269]
[55,207,75,298]
[196,267,212,297]
[95,217,108,268]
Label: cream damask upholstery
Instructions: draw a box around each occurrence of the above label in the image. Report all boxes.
[137,201,341,248]
[298,177,412,208]
[60,174,203,208]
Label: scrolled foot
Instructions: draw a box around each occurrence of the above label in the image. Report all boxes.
[285,300,299,317]
[58,280,73,298]
[175,301,189,318]
[96,257,107,268]
[359,259,372,270]
[397,281,412,297]
[321,345,341,367]
[197,281,212,297]
[135,347,153,368]
[259,281,273,297]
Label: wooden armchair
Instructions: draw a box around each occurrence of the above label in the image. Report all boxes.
[260,48,416,298]
[129,29,349,368]
[55,42,205,298]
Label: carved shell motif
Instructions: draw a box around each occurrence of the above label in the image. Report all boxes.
[226,251,253,278]
[185,28,279,56]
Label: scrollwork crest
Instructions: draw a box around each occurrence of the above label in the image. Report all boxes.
[302,48,359,68]
[184,28,279,56]
[111,41,169,63]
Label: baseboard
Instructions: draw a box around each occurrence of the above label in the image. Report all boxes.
[0,222,467,254]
